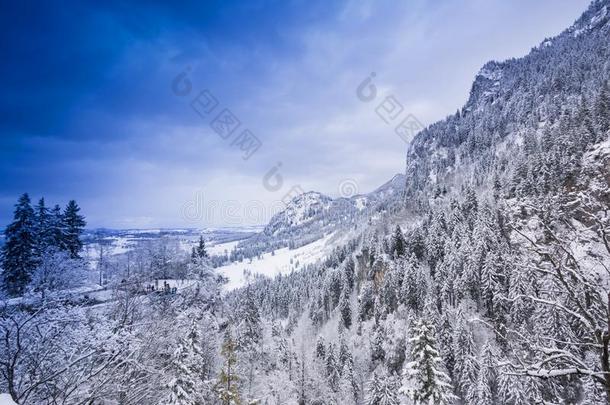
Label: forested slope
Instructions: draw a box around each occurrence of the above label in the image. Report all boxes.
[226,1,610,403]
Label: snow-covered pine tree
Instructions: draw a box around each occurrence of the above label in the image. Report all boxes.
[437,311,455,380]
[366,370,400,405]
[370,326,386,364]
[401,319,456,404]
[33,198,51,259]
[49,204,67,250]
[235,285,262,399]
[315,335,326,359]
[480,250,505,318]
[507,263,535,328]
[338,336,349,370]
[236,286,262,351]
[497,371,542,405]
[343,256,355,292]
[271,322,290,368]
[217,329,241,405]
[167,321,205,405]
[577,96,598,147]
[453,314,479,402]
[399,253,428,313]
[425,214,446,274]
[193,236,209,260]
[1,193,37,296]
[461,186,478,227]
[358,281,375,322]
[63,200,86,258]
[340,351,359,404]
[596,80,610,137]
[339,288,352,329]
[325,344,341,392]
[407,227,426,260]
[390,225,405,259]
[474,341,499,405]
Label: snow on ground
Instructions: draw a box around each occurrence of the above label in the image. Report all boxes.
[207,240,240,256]
[0,394,17,405]
[217,232,336,290]
[153,279,198,290]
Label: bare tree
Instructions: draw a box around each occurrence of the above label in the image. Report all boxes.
[500,206,610,403]
[0,304,125,404]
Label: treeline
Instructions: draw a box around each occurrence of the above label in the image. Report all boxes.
[1,193,86,296]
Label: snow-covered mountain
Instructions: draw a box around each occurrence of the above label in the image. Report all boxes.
[406,0,610,203]
[263,192,334,236]
[265,174,405,237]
[226,174,406,261]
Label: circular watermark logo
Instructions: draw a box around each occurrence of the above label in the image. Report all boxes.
[338,179,359,198]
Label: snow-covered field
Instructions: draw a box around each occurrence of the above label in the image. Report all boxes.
[216,232,336,290]
[207,240,241,256]
[83,227,259,269]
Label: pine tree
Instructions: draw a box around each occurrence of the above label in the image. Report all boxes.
[358,281,375,322]
[1,194,37,296]
[453,314,479,402]
[461,186,478,226]
[400,254,428,313]
[401,320,456,404]
[596,80,610,137]
[407,227,426,260]
[390,225,405,258]
[295,346,311,405]
[343,257,355,292]
[437,311,456,380]
[578,97,597,147]
[366,370,400,405]
[167,321,205,405]
[235,286,262,399]
[474,368,493,405]
[33,198,51,259]
[340,352,359,404]
[338,337,350,371]
[480,251,504,317]
[193,236,209,260]
[271,322,290,368]
[325,344,340,392]
[236,286,262,351]
[49,204,66,250]
[315,336,326,359]
[475,341,498,405]
[217,329,241,405]
[507,266,534,327]
[367,372,383,405]
[339,289,352,329]
[63,200,86,258]
[370,326,386,364]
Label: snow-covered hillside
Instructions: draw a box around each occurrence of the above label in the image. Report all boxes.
[227,174,406,263]
[216,232,338,289]
[264,174,406,237]
[2,1,610,404]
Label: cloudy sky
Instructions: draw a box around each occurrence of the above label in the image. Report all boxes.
[0,0,590,228]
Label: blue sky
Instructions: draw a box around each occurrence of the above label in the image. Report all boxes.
[0,0,590,228]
